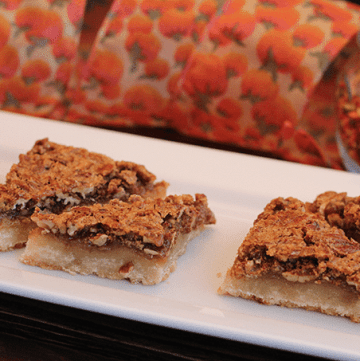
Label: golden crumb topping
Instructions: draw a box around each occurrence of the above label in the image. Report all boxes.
[0,139,168,216]
[308,191,360,242]
[232,197,360,291]
[31,194,216,257]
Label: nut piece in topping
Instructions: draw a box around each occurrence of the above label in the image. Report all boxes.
[308,191,360,242]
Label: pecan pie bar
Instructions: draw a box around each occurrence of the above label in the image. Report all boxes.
[218,197,360,322]
[0,139,168,251]
[20,194,216,285]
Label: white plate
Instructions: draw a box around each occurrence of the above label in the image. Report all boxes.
[1,111,360,360]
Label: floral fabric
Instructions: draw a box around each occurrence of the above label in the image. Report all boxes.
[0,0,360,169]
[0,0,85,117]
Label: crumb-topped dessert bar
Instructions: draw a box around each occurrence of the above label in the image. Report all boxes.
[219,196,360,322]
[20,194,216,285]
[0,139,168,251]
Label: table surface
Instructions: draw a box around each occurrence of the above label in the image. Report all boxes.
[0,291,329,361]
[0,125,346,361]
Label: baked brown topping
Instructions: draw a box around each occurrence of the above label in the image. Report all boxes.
[0,138,168,217]
[232,197,360,291]
[308,191,360,242]
[31,194,216,257]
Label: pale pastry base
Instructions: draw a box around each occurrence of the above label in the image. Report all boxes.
[218,271,360,322]
[20,227,203,285]
[0,217,37,251]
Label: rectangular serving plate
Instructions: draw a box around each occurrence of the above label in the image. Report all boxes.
[1,111,360,361]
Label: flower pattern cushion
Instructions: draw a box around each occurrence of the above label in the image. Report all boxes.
[1,0,360,169]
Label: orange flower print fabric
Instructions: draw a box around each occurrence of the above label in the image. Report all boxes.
[0,0,85,118]
[65,0,219,128]
[173,0,360,168]
[0,0,360,170]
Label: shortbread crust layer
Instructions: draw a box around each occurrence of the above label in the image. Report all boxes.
[21,227,202,285]
[219,272,360,322]
[0,217,36,252]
